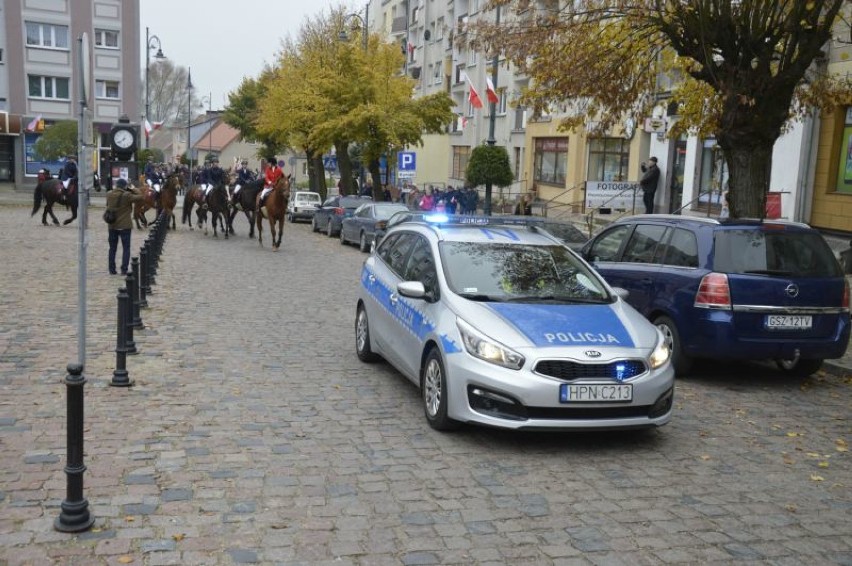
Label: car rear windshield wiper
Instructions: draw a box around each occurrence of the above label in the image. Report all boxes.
[458,292,504,302]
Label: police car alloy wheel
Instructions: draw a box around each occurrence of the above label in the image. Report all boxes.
[422,349,459,431]
[355,306,380,362]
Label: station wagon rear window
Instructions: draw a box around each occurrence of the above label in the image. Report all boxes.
[713,229,841,277]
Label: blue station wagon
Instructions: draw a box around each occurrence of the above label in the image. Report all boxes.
[581,215,851,377]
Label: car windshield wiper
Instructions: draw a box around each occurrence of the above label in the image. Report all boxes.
[505,295,609,304]
[457,292,504,302]
[742,269,795,276]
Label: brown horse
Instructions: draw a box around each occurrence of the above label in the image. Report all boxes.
[132,185,160,229]
[256,174,291,250]
[32,177,78,225]
[159,173,182,230]
[182,185,206,230]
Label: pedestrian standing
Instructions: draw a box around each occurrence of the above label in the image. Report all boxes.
[106,178,143,275]
[639,156,661,214]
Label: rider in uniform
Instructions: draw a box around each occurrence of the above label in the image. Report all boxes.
[203,157,225,206]
[259,156,283,217]
[232,160,254,210]
[144,157,163,205]
[60,155,78,198]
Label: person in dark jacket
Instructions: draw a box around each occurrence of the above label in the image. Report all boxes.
[60,155,78,196]
[639,156,661,214]
[105,178,144,275]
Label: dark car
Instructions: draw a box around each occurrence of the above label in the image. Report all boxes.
[340,202,410,252]
[312,195,372,237]
[581,214,851,377]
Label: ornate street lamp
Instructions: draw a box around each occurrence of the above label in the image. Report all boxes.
[145,27,165,149]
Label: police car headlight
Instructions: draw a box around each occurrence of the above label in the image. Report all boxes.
[649,335,671,369]
[457,318,525,370]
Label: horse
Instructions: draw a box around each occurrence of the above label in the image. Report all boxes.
[32,177,78,225]
[159,173,182,230]
[229,178,263,238]
[256,174,291,251]
[132,185,160,229]
[205,183,230,238]
[182,185,206,230]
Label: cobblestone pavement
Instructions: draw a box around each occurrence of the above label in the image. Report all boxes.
[0,202,850,566]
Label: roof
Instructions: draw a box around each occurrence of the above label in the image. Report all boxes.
[194,120,240,153]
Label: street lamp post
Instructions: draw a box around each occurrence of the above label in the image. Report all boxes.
[339,3,369,52]
[201,93,212,162]
[187,67,192,181]
[145,27,165,149]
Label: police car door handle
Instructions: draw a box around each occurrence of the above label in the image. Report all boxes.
[368,274,376,284]
[389,293,399,305]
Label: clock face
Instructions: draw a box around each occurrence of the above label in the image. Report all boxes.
[114,129,134,149]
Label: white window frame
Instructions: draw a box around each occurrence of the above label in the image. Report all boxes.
[25,21,69,49]
[95,80,120,99]
[94,29,119,49]
[498,89,507,115]
[436,17,444,40]
[467,48,478,66]
[433,64,442,85]
[28,75,70,100]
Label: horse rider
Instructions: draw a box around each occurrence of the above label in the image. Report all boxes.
[259,156,283,217]
[232,159,254,210]
[144,158,163,205]
[203,157,225,205]
[60,155,77,197]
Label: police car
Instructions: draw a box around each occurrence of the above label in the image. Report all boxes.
[355,214,675,431]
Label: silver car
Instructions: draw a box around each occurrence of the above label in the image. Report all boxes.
[355,215,675,431]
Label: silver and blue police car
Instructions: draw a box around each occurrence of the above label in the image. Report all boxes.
[355,215,674,431]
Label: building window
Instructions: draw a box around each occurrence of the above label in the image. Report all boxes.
[534,137,568,185]
[25,22,69,49]
[497,89,507,115]
[436,17,444,40]
[95,80,120,99]
[432,64,442,85]
[467,48,478,66]
[587,137,629,182]
[0,48,4,63]
[94,29,119,48]
[452,145,471,179]
[28,75,70,100]
[835,107,852,194]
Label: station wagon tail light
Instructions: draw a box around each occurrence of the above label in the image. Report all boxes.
[333,207,345,216]
[457,318,525,370]
[694,272,732,309]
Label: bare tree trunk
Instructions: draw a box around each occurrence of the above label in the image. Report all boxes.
[722,143,772,219]
[368,160,382,201]
[335,141,353,196]
[312,155,327,196]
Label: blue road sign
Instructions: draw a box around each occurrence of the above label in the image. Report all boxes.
[398,151,416,171]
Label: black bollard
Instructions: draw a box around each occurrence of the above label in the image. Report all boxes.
[147,235,157,286]
[140,245,153,296]
[130,257,144,328]
[138,251,149,308]
[110,287,134,387]
[123,275,137,355]
[54,363,95,533]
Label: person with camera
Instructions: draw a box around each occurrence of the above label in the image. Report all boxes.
[639,156,661,214]
[105,178,144,275]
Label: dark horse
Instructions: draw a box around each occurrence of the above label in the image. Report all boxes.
[229,179,262,238]
[182,184,206,230]
[32,178,78,225]
[159,173,182,230]
[256,174,291,251]
[205,183,230,239]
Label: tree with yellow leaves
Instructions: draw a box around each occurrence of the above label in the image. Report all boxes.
[472,0,852,218]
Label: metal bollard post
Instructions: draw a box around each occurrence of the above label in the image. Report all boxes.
[138,250,149,308]
[54,363,95,533]
[130,257,144,327]
[123,275,137,355]
[140,244,153,295]
[147,235,158,285]
[110,287,134,387]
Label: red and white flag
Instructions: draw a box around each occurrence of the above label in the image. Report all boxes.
[485,77,499,105]
[144,119,164,138]
[465,74,483,110]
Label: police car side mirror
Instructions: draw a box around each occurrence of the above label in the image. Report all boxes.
[398,281,427,300]
[612,287,630,301]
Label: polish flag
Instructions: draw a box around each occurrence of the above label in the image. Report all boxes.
[26,115,42,132]
[144,119,164,138]
[465,74,483,110]
[485,77,499,105]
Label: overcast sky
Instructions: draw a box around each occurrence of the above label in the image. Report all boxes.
[139,0,344,110]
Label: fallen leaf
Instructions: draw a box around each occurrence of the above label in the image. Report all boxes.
[818,461,829,468]
[118,557,134,564]
[172,533,185,541]
[785,504,797,512]
[125,516,135,522]
[806,452,820,458]
[810,474,825,482]
[700,455,711,461]
[837,446,848,453]
[787,432,802,437]
[837,439,848,447]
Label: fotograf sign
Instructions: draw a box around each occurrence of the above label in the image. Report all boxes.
[585,181,641,211]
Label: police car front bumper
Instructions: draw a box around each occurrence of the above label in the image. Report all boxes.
[443,347,674,430]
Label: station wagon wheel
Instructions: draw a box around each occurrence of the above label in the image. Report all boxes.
[340,228,347,245]
[422,349,460,431]
[359,232,369,253]
[287,212,294,222]
[355,305,380,362]
[654,315,692,376]
[775,358,823,378]
[327,220,335,237]
[311,217,319,232]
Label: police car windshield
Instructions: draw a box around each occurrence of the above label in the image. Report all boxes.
[440,242,612,304]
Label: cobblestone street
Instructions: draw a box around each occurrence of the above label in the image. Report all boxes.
[0,202,850,565]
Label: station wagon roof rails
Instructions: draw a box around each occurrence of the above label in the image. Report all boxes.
[720,217,811,229]
[631,214,720,224]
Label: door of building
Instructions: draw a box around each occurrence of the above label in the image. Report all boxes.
[0,136,15,182]
[667,138,686,213]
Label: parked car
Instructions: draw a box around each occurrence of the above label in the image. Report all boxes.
[355,214,674,431]
[287,191,322,223]
[340,202,410,252]
[581,214,851,376]
[312,195,372,237]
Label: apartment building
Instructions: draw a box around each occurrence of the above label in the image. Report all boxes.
[0,0,140,187]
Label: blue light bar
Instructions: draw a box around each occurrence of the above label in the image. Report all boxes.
[423,213,450,223]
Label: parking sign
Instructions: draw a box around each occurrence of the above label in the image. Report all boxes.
[398,151,416,171]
